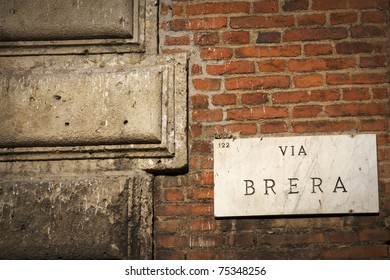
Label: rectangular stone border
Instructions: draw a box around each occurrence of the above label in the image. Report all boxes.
[0,0,156,56]
[0,54,188,172]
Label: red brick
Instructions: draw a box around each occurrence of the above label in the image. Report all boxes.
[372,87,388,99]
[192,109,223,122]
[259,232,325,246]
[236,45,301,57]
[156,235,188,249]
[272,91,310,103]
[349,0,377,8]
[297,13,326,26]
[188,187,214,199]
[351,26,386,38]
[253,1,279,13]
[342,88,371,101]
[191,140,212,154]
[204,123,257,136]
[226,106,289,120]
[321,246,388,259]
[284,27,348,41]
[361,11,387,23]
[304,44,333,55]
[261,121,288,133]
[359,228,390,241]
[172,5,184,16]
[258,59,286,72]
[293,74,323,88]
[225,76,290,90]
[222,31,250,44]
[155,219,183,233]
[326,73,350,85]
[190,219,216,231]
[163,189,184,201]
[198,172,214,186]
[242,93,268,105]
[288,57,356,71]
[327,231,358,243]
[190,94,208,109]
[283,0,309,11]
[325,103,388,117]
[191,64,202,75]
[170,17,227,31]
[230,15,295,29]
[331,12,358,25]
[361,119,388,132]
[193,78,221,91]
[312,0,348,10]
[186,251,216,260]
[311,90,341,101]
[336,42,373,54]
[156,204,213,216]
[360,56,387,68]
[212,94,237,106]
[155,251,185,260]
[352,73,388,84]
[207,61,255,75]
[186,2,250,15]
[190,124,202,138]
[165,35,190,46]
[256,32,281,43]
[293,105,323,118]
[194,32,219,46]
[292,120,357,133]
[200,47,233,60]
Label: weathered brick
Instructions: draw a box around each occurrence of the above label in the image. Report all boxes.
[297,13,326,26]
[236,45,301,57]
[186,2,250,15]
[288,57,355,71]
[222,31,250,44]
[225,76,290,90]
[155,219,183,233]
[193,78,221,91]
[156,204,213,216]
[312,0,348,10]
[342,88,371,101]
[311,90,341,101]
[230,15,295,29]
[349,0,377,9]
[326,231,358,243]
[360,56,387,68]
[258,232,325,246]
[321,246,388,259]
[361,11,387,23]
[200,47,233,60]
[358,228,390,241]
[163,189,184,202]
[204,123,257,136]
[292,120,357,133]
[272,91,310,103]
[293,105,323,118]
[304,44,333,55]
[351,26,386,38]
[206,61,255,75]
[170,17,227,31]
[361,119,389,132]
[283,0,309,11]
[212,94,237,106]
[242,93,268,105]
[190,94,208,109]
[191,140,213,154]
[327,73,388,85]
[253,1,279,13]
[258,59,286,72]
[165,35,190,46]
[226,106,289,120]
[192,109,223,122]
[331,12,358,25]
[284,27,348,41]
[293,74,323,88]
[190,219,216,231]
[256,32,281,44]
[194,32,219,46]
[261,121,288,133]
[336,42,373,54]
[191,64,202,75]
[186,251,216,260]
[156,235,188,249]
[325,103,388,117]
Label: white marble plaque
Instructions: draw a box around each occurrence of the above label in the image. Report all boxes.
[214,134,379,217]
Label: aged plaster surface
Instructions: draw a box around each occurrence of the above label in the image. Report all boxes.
[0,0,187,259]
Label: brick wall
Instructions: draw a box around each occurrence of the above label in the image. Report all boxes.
[155,0,390,259]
